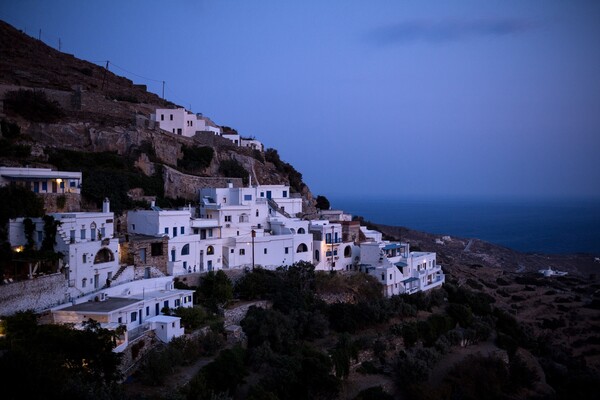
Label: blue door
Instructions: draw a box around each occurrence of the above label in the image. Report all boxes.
[266,191,272,199]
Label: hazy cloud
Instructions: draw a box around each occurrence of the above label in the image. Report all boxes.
[367,18,533,45]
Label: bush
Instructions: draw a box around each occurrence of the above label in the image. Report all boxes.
[178,145,214,171]
[219,158,249,185]
[174,306,208,331]
[4,89,65,122]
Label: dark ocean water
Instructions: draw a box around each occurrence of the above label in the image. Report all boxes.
[329,196,600,255]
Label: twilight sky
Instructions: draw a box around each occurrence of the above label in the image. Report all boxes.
[2,1,599,200]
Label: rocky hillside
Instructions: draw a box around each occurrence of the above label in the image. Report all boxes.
[0,20,316,212]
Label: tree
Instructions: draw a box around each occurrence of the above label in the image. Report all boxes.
[316,195,330,210]
[0,312,123,400]
[197,270,233,311]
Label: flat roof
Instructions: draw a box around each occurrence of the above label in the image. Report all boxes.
[58,297,139,313]
[395,261,408,267]
[146,315,180,323]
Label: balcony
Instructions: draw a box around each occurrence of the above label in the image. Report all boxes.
[325,238,343,244]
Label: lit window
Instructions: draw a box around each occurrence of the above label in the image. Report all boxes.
[239,249,245,255]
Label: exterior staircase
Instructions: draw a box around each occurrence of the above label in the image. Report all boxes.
[267,198,292,219]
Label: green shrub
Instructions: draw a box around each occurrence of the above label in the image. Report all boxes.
[4,89,65,122]
[218,158,249,185]
[178,145,214,171]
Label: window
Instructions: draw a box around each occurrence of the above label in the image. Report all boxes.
[207,246,214,255]
[315,250,320,261]
[33,182,39,192]
[389,274,392,280]
[82,254,87,263]
[296,243,308,253]
[175,299,181,307]
[70,180,76,188]
[225,215,232,222]
[42,182,47,191]
[298,227,305,234]
[165,227,169,235]
[139,248,146,263]
[132,224,135,231]
[151,243,163,256]
[82,278,87,288]
[256,210,259,217]
[170,114,173,120]
[283,190,287,198]
[230,249,234,253]
[244,194,252,201]
[333,250,338,256]
[285,247,289,254]
[344,246,352,258]
[173,227,177,237]
[180,226,185,235]
[70,230,76,242]
[260,192,264,197]
[81,229,86,240]
[118,317,122,324]
[131,312,137,322]
[326,251,332,257]
[181,244,190,255]
[164,300,169,309]
[381,274,385,281]
[177,128,182,135]
[239,248,245,255]
[94,248,114,264]
[146,306,150,316]
[263,248,267,254]
[208,228,213,237]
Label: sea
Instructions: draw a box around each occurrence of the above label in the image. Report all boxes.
[329,196,600,255]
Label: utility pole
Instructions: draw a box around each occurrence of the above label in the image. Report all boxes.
[251,229,256,271]
[38,29,41,41]
[101,60,109,91]
[162,81,165,99]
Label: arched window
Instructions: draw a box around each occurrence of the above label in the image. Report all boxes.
[314,250,320,262]
[290,228,296,234]
[207,245,214,255]
[181,244,190,255]
[296,243,308,253]
[298,227,306,234]
[94,247,115,264]
[344,246,352,258]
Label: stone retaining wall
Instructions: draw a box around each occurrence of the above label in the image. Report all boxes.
[0,273,67,315]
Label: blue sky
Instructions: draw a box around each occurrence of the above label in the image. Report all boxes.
[2,1,599,200]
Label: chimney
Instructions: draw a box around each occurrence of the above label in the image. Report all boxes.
[151,200,156,208]
[102,198,110,213]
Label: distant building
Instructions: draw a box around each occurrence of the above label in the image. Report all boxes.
[0,166,82,212]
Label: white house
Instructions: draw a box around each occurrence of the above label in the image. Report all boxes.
[359,239,445,297]
[240,137,264,152]
[0,166,82,194]
[127,206,225,274]
[52,276,194,351]
[199,184,312,269]
[8,199,120,298]
[309,220,356,272]
[151,108,198,137]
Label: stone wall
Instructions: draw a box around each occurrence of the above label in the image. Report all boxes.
[0,273,67,315]
[163,165,243,200]
[41,192,81,213]
[224,300,270,327]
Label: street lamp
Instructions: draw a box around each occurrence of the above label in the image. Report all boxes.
[330,225,335,273]
[251,229,256,271]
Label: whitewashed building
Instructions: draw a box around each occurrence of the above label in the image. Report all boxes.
[127,206,225,274]
[8,199,120,298]
[309,221,357,272]
[198,184,312,269]
[0,166,82,194]
[52,276,194,351]
[359,240,445,297]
